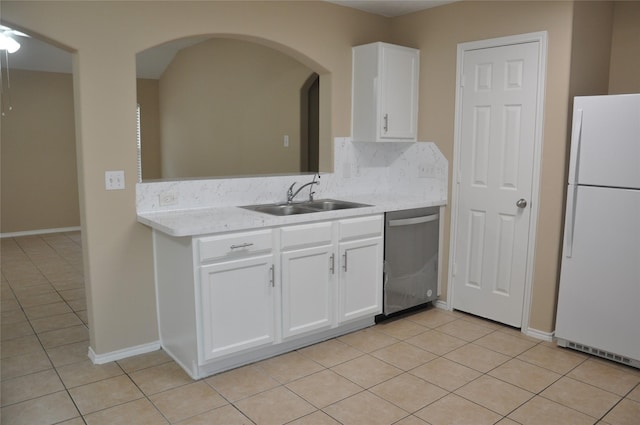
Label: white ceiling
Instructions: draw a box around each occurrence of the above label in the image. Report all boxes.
[2,0,456,76]
[1,33,71,73]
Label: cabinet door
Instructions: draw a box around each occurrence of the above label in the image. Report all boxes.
[379,45,419,140]
[281,245,335,339]
[338,237,383,323]
[199,254,275,361]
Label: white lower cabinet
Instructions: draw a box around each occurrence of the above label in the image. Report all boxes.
[281,245,334,339]
[338,216,384,323]
[339,238,384,322]
[280,221,335,339]
[200,254,276,361]
[153,214,383,379]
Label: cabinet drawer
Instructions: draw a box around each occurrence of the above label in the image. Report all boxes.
[339,215,383,241]
[281,222,333,250]
[198,230,273,263]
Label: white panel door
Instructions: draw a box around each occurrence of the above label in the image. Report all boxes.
[556,186,640,360]
[452,41,540,327]
[281,245,334,339]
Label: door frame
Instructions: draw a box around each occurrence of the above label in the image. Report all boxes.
[447,32,547,334]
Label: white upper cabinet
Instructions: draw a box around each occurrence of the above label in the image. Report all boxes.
[352,42,420,142]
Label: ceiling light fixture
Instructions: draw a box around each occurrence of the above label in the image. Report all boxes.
[0,32,20,53]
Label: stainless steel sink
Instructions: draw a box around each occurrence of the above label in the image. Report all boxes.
[242,199,371,216]
[302,199,371,211]
[247,204,317,216]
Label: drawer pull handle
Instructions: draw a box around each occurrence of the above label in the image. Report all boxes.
[269,265,275,287]
[330,253,335,274]
[230,243,254,250]
[342,253,348,272]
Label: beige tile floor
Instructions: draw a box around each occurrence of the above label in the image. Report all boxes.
[2,232,640,425]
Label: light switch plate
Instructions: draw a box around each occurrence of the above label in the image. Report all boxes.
[105,170,125,190]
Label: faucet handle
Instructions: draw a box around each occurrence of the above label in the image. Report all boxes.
[287,182,297,203]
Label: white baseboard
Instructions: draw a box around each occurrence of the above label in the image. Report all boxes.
[88,341,161,365]
[524,327,554,342]
[1,226,81,238]
[434,300,554,342]
[434,299,451,310]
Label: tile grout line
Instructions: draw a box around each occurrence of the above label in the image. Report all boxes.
[1,234,87,423]
[4,233,640,424]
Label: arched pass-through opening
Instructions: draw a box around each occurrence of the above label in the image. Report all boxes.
[300,73,320,172]
[136,34,331,180]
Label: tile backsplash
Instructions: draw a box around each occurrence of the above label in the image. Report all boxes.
[136,138,447,213]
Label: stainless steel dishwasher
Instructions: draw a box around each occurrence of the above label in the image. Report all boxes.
[380,207,439,319]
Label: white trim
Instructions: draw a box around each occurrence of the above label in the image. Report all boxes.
[448,31,548,330]
[434,299,451,311]
[88,341,161,365]
[152,230,164,354]
[436,206,445,299]
[0,226,81,238]
[525,327,554,342]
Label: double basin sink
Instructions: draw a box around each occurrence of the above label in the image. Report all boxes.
[242,199,371,216]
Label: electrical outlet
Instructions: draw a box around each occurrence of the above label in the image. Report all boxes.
[283,135,289,147]
[105,170,125,190]
[418,164,435,178]
[159,191,178,206]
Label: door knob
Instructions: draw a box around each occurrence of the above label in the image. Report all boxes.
[516,198,528,209]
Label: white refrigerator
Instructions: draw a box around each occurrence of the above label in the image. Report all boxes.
[555,94,640,368]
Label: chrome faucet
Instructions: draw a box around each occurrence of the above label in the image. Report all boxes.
[287,174,320,203]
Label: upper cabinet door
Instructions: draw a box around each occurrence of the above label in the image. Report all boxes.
[379,45,419,140]
[352,42,419,142]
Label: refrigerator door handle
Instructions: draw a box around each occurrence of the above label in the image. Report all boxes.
[564,185,578,258]
[568,109,583,185]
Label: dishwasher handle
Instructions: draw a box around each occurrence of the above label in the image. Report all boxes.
[388,214,439,227]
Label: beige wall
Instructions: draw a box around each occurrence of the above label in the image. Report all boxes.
[609,1,640,94]
[391,1,575,332]
[569,1,613,98]
[1,69,80,234]
[2,0,389,355]
[3,0,638,355]
[390,0,637,333]
[158,38,314,178]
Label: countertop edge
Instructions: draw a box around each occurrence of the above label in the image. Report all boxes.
[137,197,447,237]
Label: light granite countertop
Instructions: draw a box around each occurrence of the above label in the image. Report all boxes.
[137,193,446,237]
